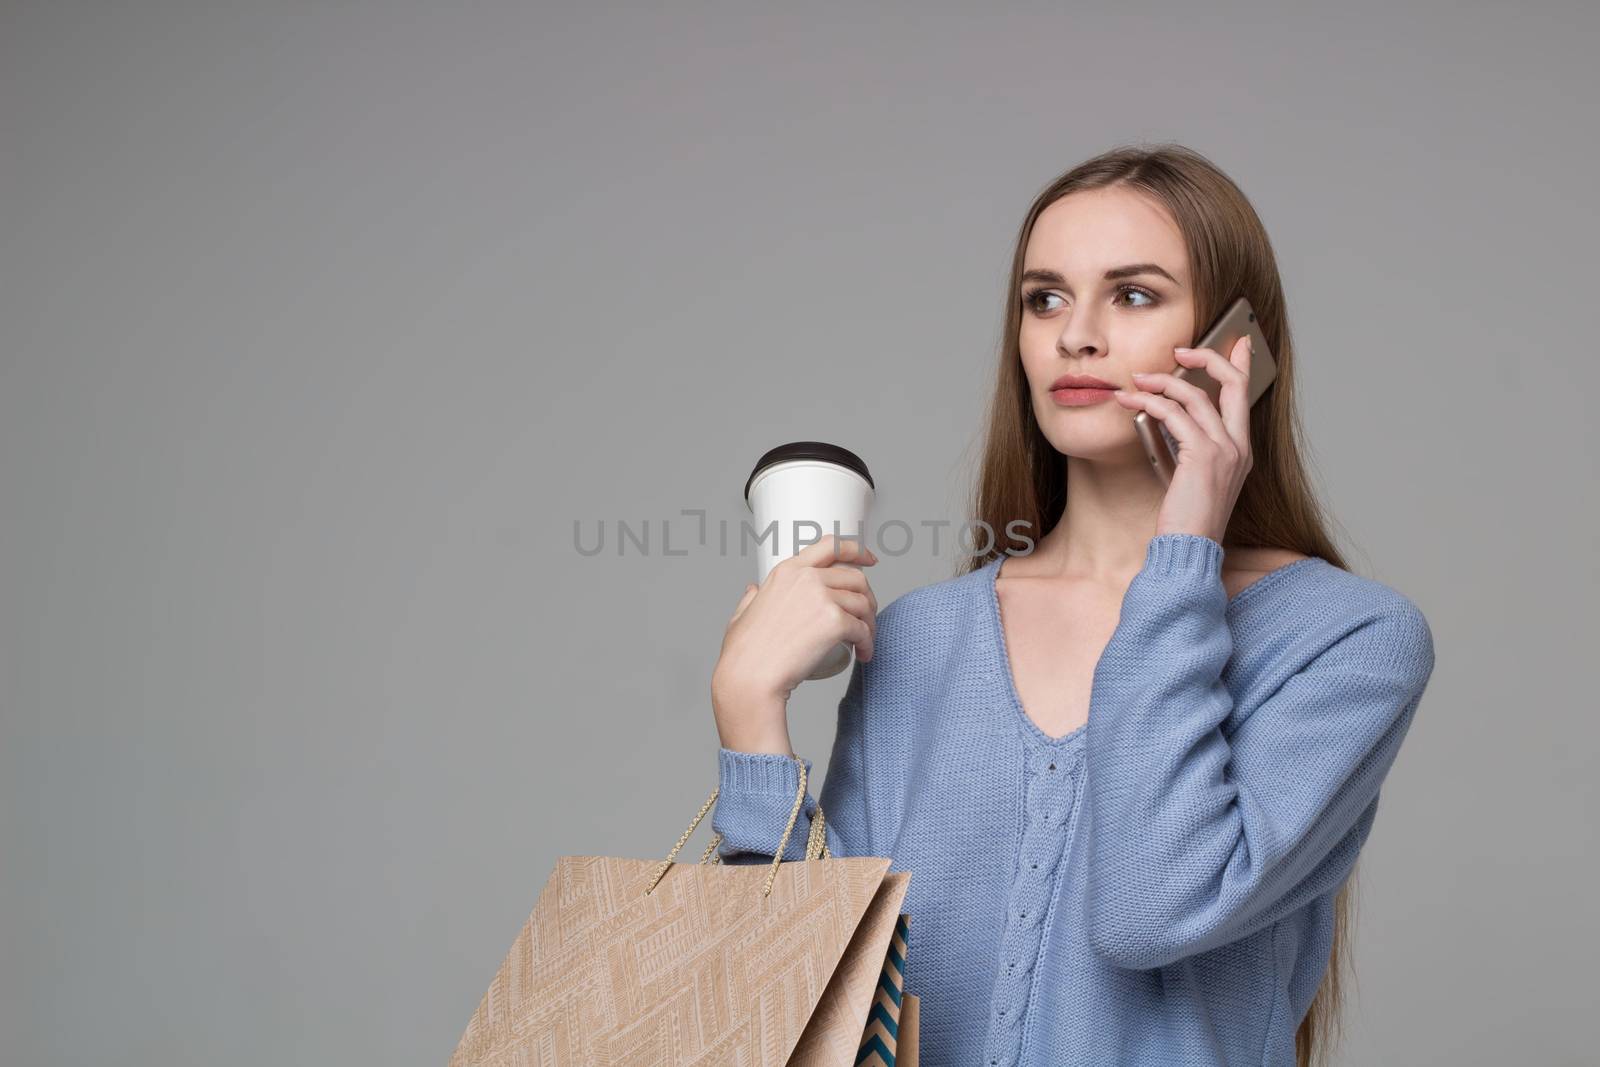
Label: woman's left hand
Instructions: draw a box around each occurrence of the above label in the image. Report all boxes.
[1112,336,1254,543]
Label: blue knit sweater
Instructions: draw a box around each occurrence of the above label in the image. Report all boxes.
[713,533,1435,1066]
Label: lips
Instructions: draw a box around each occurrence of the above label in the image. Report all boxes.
[1050,374,1118,391]
[1048,373,1121,408]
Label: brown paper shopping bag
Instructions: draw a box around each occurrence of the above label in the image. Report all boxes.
[448,757,918,1066]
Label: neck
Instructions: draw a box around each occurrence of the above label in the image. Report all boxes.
[1023,452,1222,583]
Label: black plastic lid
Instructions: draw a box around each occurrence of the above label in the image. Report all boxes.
[743,441,875,505]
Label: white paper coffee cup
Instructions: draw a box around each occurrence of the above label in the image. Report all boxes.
[744,442,875,681]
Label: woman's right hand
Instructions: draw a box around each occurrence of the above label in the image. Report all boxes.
[711,534,879,756]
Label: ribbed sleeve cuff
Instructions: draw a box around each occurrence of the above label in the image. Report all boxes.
[718,748,813,796]
[1144,533,1224,581]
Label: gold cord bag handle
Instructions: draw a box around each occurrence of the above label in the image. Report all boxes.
[644,755,829,897]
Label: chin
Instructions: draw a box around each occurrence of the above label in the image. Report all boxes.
[1036,427,1137,462]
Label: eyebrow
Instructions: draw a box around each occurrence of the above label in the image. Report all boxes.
[1020,263,1180,286]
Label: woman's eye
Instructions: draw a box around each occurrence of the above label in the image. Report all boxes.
[1025,286,1158,313]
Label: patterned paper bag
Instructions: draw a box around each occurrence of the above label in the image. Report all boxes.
[449,757,918,1066]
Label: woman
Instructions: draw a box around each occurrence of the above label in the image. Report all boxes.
[708,144,1435,1067]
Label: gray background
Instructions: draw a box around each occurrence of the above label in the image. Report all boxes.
[3,2,1594,1064]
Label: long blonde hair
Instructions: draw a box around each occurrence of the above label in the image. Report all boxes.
[960,143,1357,1067]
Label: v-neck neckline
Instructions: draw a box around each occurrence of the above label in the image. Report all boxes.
[983,549,1323,746]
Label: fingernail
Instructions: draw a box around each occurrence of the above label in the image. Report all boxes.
[1131,371,1149,378]
[1175,347,1193,352]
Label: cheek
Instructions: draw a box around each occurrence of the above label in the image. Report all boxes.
[1125,324,1189,373]
[1019,352,1055,390]
[1018,322,1055,374]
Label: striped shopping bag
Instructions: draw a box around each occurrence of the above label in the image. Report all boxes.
[855,913,918,1066]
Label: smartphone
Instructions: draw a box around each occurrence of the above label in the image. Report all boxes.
[1135,295,1279,484]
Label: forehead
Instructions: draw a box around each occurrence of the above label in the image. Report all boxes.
[1024,187,1188,280]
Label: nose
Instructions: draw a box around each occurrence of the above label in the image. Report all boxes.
[1056,308,1105,358]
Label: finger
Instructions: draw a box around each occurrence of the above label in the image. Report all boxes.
[832,602,875,662]
[730,582,759,622]
[815,566,879,618]
[830,587,874,626]
[1113,387,1208,454]
[1220,335,1254,447]
[819,566,883,607]
[1128,366,1229,444]
[1175,342,1251,447]
[783,532,878,571]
